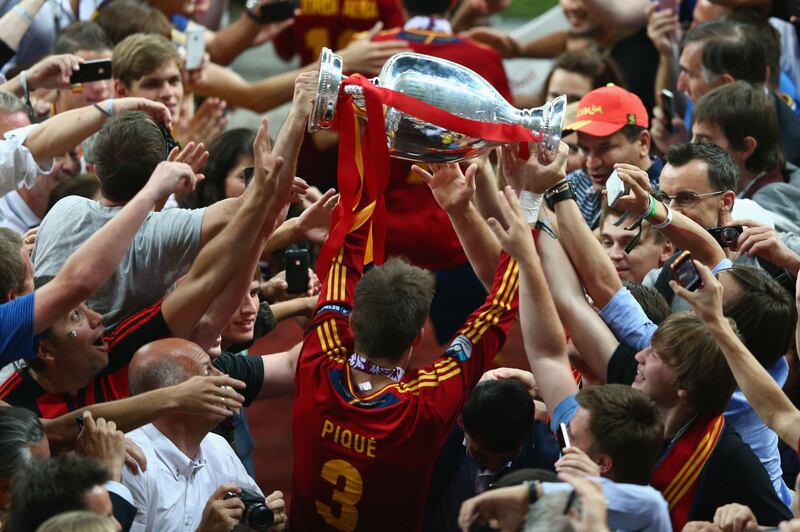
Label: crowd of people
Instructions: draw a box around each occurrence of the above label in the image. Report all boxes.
[0,0,800,530]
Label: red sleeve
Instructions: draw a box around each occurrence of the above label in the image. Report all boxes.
[399,252,519,417]
[271,25,296,61]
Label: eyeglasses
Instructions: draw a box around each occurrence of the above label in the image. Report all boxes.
[158,122,180,158]
[653,190,725,207]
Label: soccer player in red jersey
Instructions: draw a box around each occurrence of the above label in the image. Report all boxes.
[370,0,514,344]
[289,162,520,532]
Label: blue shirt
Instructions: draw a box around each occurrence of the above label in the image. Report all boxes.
[598,280,792,506]
[567,157,664,229]
[0,292,38,364]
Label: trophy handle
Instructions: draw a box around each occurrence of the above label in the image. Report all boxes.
[539,94,567,155]
[308,47,344,132]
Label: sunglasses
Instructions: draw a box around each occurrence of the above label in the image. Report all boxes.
[653,190,725,207]
[158,122,180,158]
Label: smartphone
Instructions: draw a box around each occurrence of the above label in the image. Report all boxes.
[70,59,112,84]
[660,89,676,134]
[185,28,205,70]
[670,250,702,292]
[248,0,295,22]
[558,422,571,449]
[285,249,309,294]
[605,169,627,208]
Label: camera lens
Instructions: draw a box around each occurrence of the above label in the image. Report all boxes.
[244,503,274,529]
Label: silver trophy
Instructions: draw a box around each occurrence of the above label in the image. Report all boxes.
[308,47,567,163]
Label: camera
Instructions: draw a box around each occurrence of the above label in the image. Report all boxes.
[707,225,743,248]
[224,489,274,530]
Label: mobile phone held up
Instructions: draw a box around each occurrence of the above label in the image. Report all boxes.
[558,422,571,449]
[70,59,112,84]
[660,89,676,134]
[185,28,205,70]
[606,169,627,208]
[285,249,309,294]
[247,0,296,22]
[670,250,702,292]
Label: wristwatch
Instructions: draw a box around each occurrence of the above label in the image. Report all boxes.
[544,180,576,211]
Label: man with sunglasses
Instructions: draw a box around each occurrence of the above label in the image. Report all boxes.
[564,85,661,229]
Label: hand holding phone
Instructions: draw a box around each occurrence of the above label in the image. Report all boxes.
[558,422,571,449]
[69,59,112,84]
[670,250,702,292]
[660,89,676,134]
[185,28,205,70]
[605,169,627,208]
[285,249,310,294]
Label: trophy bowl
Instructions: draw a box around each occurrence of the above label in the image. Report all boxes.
[308,47,566,164]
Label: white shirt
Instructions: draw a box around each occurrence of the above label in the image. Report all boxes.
[0,190,40,232]
[122,424,262,532]
[0,124,53,197]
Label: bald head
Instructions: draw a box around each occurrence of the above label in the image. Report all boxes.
[128,338,208,395]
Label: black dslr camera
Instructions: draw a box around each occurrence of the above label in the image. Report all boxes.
[224,489,274,530]
[707,225,743,248]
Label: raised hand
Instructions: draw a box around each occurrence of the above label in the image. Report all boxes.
[669,259,725,324]
[261,269,321,302]
[142,161,199,201]
[177,98,227,149]
[651,104,688,153]
[605,162,652,215]
[75,411,126,482]
[110,97,173,130]
[646,2,681,57]
[290,71,319,122]
[555,446,602,478]
[479,367,538,398]
[168,141,210,179]
[500,141,569,194]
[295,187,338,242]
[486,186,537,263]
[413,162,477,215]
[25,53,83,90]
[169,374,246,418]
[336,22,410,76]
[730,219,800,274]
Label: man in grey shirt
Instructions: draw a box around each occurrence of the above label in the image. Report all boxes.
[33,111,237,327]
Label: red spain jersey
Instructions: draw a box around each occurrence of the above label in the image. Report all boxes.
[289,204,519,531]
[273,0,404,66]
[372,29,512,271]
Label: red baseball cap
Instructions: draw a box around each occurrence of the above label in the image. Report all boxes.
[564,85,649,137]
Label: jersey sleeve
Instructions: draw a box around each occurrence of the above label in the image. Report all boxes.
[401,252,519,419]
[378,0,404,29]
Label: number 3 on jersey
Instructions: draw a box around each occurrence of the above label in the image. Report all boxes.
[315,459,364,531]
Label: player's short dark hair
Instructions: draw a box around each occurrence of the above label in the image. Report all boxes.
[575,384,663,485]
[693,81,782,175]
[92,111,166,202]
[462,380,534,453]
[622,281,670,325]
[351,258,435,361]
[722,265,796,370]
[403,0,451,16]
[52,21,112,54]
[664,142,739,193]
[6,454,109,532]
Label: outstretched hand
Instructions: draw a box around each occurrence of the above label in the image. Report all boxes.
[413,162,477,215]
[500,141,569,194]
[605,162,652,215]
[486,186,536,263]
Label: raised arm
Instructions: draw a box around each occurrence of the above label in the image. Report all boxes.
[536,224,619,382]
[23,97,172,166]
[674,261,800,451]
[487,186,576,414]
[0,0,46,62]
[162,74,314,338]
[33,160,196,334]
[413,162,501,291]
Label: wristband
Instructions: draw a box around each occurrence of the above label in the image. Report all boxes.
[94,100,114,117]
[544,181,575,211]
[644,195,658,219]
[12,5,34,24]
[519,190,543,224]
[651,203,673,229]
[525,480,541,505]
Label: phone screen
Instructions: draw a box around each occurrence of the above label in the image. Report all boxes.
[661,90,675,134]
[673,256,701,291]
[558,423,571,449]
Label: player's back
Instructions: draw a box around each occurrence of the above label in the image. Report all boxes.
[290,351,462,532]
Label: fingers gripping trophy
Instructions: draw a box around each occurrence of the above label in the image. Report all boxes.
[309,46,567,274]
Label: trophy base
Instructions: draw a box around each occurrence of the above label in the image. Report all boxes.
[308,48,343,132]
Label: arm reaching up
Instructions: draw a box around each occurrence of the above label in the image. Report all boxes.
[486,186,576,415]
[673,261,800,451]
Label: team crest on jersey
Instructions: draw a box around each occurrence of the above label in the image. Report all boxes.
[316,304,351,317]
[446,334,473,362]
